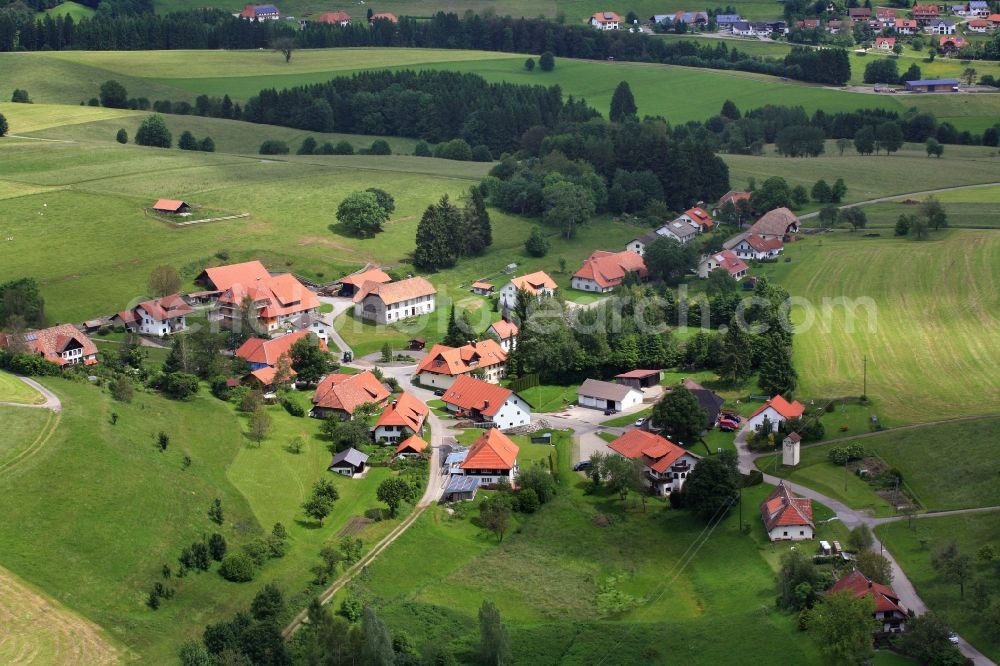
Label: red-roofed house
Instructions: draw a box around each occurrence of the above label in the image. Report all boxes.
[968,18,991,31]
[875,36,896,50]
[0,324,98,367]
[499,271,557,309]
[242,365,296,392]
[369,11,397,22]
[589,11,622,29]
[395,434,428,458]
[698,250,748,280]
[458,429,520,485]
[828,570,909,634]
[731,233,784,261]
[488,319,519,352]
[441,375,531,430]
[195,261,321,333]
[314,10,351,25]
[913,4,939,22]
[989,13,1000,27]
[940,34,967,50]
[339,267,391,297]
[717,190,751,211]
[895,17,919,33]
[571,250,647,293]
[747,395,806,432]
[115,294,193,336]
[373,392,428,443]
[415,339,508,389]
[237,3,280,19]
[608,430,701,495]
[471,281,495,296]
[311,370,390,419]
[760,481,814,541]
[236,330,326,371]
[678,207,714,232]
[353,276,437,325]
[152,199,190,214]
[876,7,896,25]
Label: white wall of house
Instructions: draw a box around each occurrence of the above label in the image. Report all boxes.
[577,388,642,411]
[645,452,700,495]
[746,407,788,432]
[373,425,408,443]
[589,17,618,29]
[137,308,187,336]
[626,239,646,256]
[418,371,458,389]
[570,276,614,293]
[499,282,553,309]
[767,525,814,541]
[356,295,435,325]
[492,395,532,430]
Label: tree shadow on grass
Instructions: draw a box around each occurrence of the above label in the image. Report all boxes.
[294,518,325,530]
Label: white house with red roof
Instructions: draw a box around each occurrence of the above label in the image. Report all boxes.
[338,267,391,297]
[698,250,748,280]
[730,233,784,261]
[608,430,701,495]
[441,375,531,430]
[0,324,98,367]
[314,10,351,25]
[747,395,806,432]
[488,319,519,352]
[875,36,896,50]
[415,339,507,389]
[678,207,714,232]
[760,481,814,541]
[457,429,521,486]
[311,370,390,419]
[589,11,622,29]
[499,271,557,309]
[571,250,647,293]
[236,330,326,371]
[195,261,321,334]
[115,294,192,336]
[828,570,909,634]
[353,276,437,325]
[373,392,428,443]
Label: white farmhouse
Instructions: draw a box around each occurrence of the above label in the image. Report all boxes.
[577,378,643,412]
[441,375,531,430]
[353,276,437,325]
[498,271,557,309]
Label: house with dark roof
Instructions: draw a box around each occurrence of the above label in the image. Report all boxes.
[373,392,428,443]
[328,447,369,477]
[747,395,806,432]
[904,78,960,92]
[679,378,725,429]
[659,218,699,245]
[609,429,701,495]
[443,475,479,501]
[577,378,643,412]
[571,250,647,293]
[761,481,814,541]
[353,276,437,325]
[0,324,98,367]
[626,230,662,257]
[615,369,661,390]
[311,370,390,419]
[457,429,520,486]
[415,339,507,389]
[114,294,192,336]
[748,207,800,240]
[237,3,280,19]
[828,570,909,634]
[925,17,956,33]
[912,3,939,22]
[441,375,531,430]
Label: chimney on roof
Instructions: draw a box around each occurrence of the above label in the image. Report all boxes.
[868,580,873,589]
[392,400,397,407]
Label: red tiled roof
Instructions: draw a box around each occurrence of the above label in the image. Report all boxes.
[460,428,519,470]
[312,370,390,414]
[895,18,918,27]
[375,391,428,432]
[608,429,698,474]
[760,481,814,531]
[682,207,714,230]
[442,375,513,418]
[416,340,507,377]
[968,18,990,26]
[153,199,187,212]
[509,271,557,294]
[472,281,494,291]
[353,276,436,306]
[340,268,391,288]
[875,36,896,47]
[370,11,397,22]
[989,13,1000,23]
[236,330,326,367]
[489,320,518,340]
[750,395,805,421]
[198,260,270,292]
[742,234,784,253]
[573,250,647,289]
[876,7,896,17]
[217,271,321,321]
[591,10,622,23]
[137,294,192,321]
[940,35,967,47]
[829,570,905,614]
[615,369,660,379]
[718,191,750,207]
[707,250,748,276]
[395,434,428,455]
[246,365,296,386]
[2,324,98,366]
[315,10,350,22]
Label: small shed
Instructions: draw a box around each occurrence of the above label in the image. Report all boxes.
[904,78,959,92]
[328,447,369,477]
[409,337,426,351]
[615,369,661,390]
[395,434,428,458]
[443,475,480,502]
[152,199,190,214]
[471,281,495,295]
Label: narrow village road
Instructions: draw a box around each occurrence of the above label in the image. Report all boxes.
[799,181,1000,220]
[0,376,62,412]
[735,426,997,665]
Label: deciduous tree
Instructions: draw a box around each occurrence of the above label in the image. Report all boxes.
[337,191,389,238]
[806,591,879,664]
[376,477,413,517]
[682,450,740,521]
[148,264,181,297]
[652,387,707,445]
[135,114,172,148]
[478,601,510,666]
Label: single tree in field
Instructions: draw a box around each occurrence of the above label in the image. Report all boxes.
[0,113,8,137]
[208,498,224,525]
[376,477,412,517]
[835,137,851,156]
[600,453,634,502]
[538,51,555,71]
[818,205,839,227]
[875,121,904,155]
[524,227,550,257]
[720,99,741,120]
[920,196,948,230]
[479,494,512,543]
[302,479,339,524]
[178,131,198,151]
[963,67,978,86]
[847,524,874,551]
[248,407,272,444]
[99,80,128,108]
[272,36,294,63]
[932,542,973,597]
[853,126,876,156]
[807,591,879,664]
[478,601,511,666]
[925,137,944,158]
[337,191,389,238]
[609,81,637,122]
[116,128,128,144]
[839,207,868,232]
[148,265,181,297]
[524,57,535,71]
[651,386,707,445]
[135,114,172,148]
[365,187,395,215]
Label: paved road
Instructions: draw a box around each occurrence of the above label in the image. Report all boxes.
[0,376,62,412]
[799,181,1000,220]
[735,426,996,665]
[318,296,356,357]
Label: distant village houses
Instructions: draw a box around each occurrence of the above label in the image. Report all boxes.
[0,324,98,368]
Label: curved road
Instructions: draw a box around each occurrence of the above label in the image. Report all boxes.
[0,376,61,411]
[799,181,1000,221]
[735,426,996,665]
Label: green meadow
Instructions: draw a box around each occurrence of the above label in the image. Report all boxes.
[0,371,46,405]
[861,184,1000,229]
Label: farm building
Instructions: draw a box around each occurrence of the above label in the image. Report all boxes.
[904,78,960,92]
[828,571,909,634]
[237,3,279,19]
[415,339,508,388]
[443,475,479,502]
[441,375,531,430]
[608,430,701,495]
[746,395,806,432]
[457,429,520,486]
[571,250,647,293]
[589,11,622,29]
[313,10,351,25]
[748,207,800,240]
[0,323,98,367]
[760,481,814,541]
[114,294,192,336]
[614,369,661,390]
[338,267,391,297]
[240,366,294,393]
[373,392,428,443]
[311,370,390,419]
[195,260,321,333]
[729,233,784,261]
[328,447,368,477]
[353,276,436,325]
[152,199,190,214]
[499,271,557,309]
[912,4,939,22]
[237,330,326,371]
[395,434,428,459]
[577,378,642,412]
[470,281,494,295]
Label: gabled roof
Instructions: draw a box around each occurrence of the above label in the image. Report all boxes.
[895,17,919,27]
[340,267,391,288]
[828,570,906,614]
[312,370,390,414]
[315,10,350,22]
[573,250,647,289]
[750,395,805,421]
[353,276,436,306]
[760,481,814,531]
[375,391,428,432]
[578,378,639,402]
[136,294,193,321]
[508,271,557,294]
[875,36,896,46]
[704,250,748,276]
[445,475,480,493]
[442,375,517,418]
[739,234,784,253]
[489,319,519,340]
[615,369,660,379]
[876,7,896,17]
[1,324,98,366]
[370,11,397,21]
[237,330,325,367]
[749,207,799,237]
[906,78,960,85]
[329,447,368,468]
[660,219,698,239]
[197,260,271,292]
[609,430,700,474]
[395,434,428,455]
[246,365,296,386]
[472,281,494,291]
[152,198,187,212]
[416,340,507,377]
[591,10,622,23]
[460,429,519,470]
[718,190,751,208]
[681,207,714,229]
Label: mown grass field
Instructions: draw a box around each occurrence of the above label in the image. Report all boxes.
[0,372,45,404]
[754,230,1000,424]
[0,407,51,468]
[878,513,1000,662]
[862,184,1000,229]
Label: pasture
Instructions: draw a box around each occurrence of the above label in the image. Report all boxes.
[755,230,1000,424]
[0,407,51,468]
[861,184,1000,229]
[0,372,45,405]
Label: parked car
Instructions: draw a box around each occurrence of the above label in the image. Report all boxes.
[948,633,959,645]
[573,460,592,471]
[604,408,617,415]
[634,417,645,427]
[433,388,445,396]
[719,417,740,432]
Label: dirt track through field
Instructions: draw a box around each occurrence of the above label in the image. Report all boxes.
[0,566,121,665]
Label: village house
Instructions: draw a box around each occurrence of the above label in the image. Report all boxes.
[571,250,647,293]
[678,206,714,232]
[912,3,939,22]
[967,18,991,31]
[748,207,800,240]
[659,218,699,245]
[369,11,397,22]
[715,190,751,217]
[760,481,814,541]
[441,375,532,430]
[848,6,871,20]
[395,434,428,459]
[456,428,520,486]
[0,323,98,367]
[989,13,1000,28]
[795,18,821,29]
[283,312,329,344]
[716,13,744,29]
[829,570,909,634]
[152,198,190,214]
[874,36,896,50]
[968,1,990,16]
[236,329,324,370]
[895,17,919,33]
[311,370,390,419]
[608,429,701,495]
[746,395,806,432]
[313,10,351,25]
[114,294,192,336]
[614,369,661,390]
[577,378,643,412]
[488,319,518,352]
[732,20,757,36]
[338,267,391,297]
[940,34,967,51]
[236,3,280,19]
[415,339,508,388]
[876,7,896,25]
[589,11,622,29]
[925,18,956,33]
[498,271,557,309]
[328,447,368,478]
[626,230,661,257]
[826,18,853,33]
[353,276,437,325]
[195,260,320,333]
[698,250,748,279]
[470,281,494,296]
[729,233,784,261]
[373,392,428,443]
[673,10,709,24]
